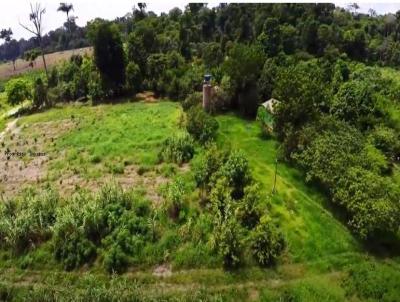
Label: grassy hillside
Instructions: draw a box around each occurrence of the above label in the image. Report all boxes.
[1,100,399,301]
[216,114,360,263]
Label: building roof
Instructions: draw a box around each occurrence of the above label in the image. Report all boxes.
[261,98,280,114]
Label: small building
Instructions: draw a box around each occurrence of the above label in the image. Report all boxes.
[203,74,212,112]
[261,98,280,114]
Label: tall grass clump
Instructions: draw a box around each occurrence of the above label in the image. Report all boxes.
[159,132,195,164]
[52,184,154,273]
[0,188,59,254]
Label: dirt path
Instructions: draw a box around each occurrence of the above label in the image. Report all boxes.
[0,118,18,142]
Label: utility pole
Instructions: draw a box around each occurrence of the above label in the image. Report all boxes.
[272,157,278,194]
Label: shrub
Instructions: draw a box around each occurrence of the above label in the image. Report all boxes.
[249,216,285,266]
[52,195,97,270]
[47,67,58,88]
[237,183,261,229]
[193,144,227,199]
[210,84,231,113]
[182,92,202,111]
[216,149,252,199]
[163,178,188,222]
[32,77,48,109]
[186,105,219,144]
[0,189,59,254]
[210,204,243,270]
[343,262,400,302]
[5,78,31,105]
[256,106,273,138]
[125,61,142,93]
[159,132,195,164]
[88,70,105,103]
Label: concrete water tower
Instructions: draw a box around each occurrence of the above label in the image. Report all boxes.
[203,74,212,112]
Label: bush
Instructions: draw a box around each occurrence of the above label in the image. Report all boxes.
[52,195,97,270]
[159,132,195,164]
[210,204,243,270]
[182,92,202,111]
[163,178,188,222]
[256,106,274,138]
[343,262,400,302]
[125,61,142,94]
[193,144,227,199]
[32,77,48,109]
[186,105,219,144]
[249,216,285,266]
[216,149,252,199]
[5,78,31,105]
[237,183,261,229]
[210,85,232,113]
[88,70,105,103]
[0,189,59,254]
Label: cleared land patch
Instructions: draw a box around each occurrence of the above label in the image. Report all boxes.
[0,47,92,80]
[0,101,186,201]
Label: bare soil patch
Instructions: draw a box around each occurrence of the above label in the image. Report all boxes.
[0,119,75,198]
[57,164,182,205]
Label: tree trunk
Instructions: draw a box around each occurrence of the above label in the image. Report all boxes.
[39,40,48,79]
[12,60,16,71]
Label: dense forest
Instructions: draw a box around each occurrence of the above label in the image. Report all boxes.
[0,2,399,301]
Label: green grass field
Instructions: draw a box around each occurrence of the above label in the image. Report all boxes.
[0,100,399,301]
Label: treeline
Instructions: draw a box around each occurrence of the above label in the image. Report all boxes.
[0,19,89,64]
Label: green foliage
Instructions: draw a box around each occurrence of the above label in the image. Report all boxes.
[280,278,344,302]
[223,43,265,116]
[88,21,126,95]
[333,167,399,238]
[331,80,380,130]
[210,197,243,269]
[256,106,273,138]
[125,61,142,93]
[343,262,400,302]
[0,189,59,254]
[159,132,195,164]
[52,194,97,270]
[216,149,252,199]
[193,144,227,197]
[186,105,219,144]
[237,183,261,229]
[32,77,48,109]
[258,58,278,101]
[52,184,152,272]
[5,78,31,105]
[368,125,400,161]
[249,216,285,266]
[163,178,188,222]
[182,91,202,111]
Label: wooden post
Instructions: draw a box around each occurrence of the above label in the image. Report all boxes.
[272,157,278,194]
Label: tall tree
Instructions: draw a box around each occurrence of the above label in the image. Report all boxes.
[0,28,19,71]
[20,3,49,78]
[0,28,13,42]
[57,2,74,45]
[88,21,126,97]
